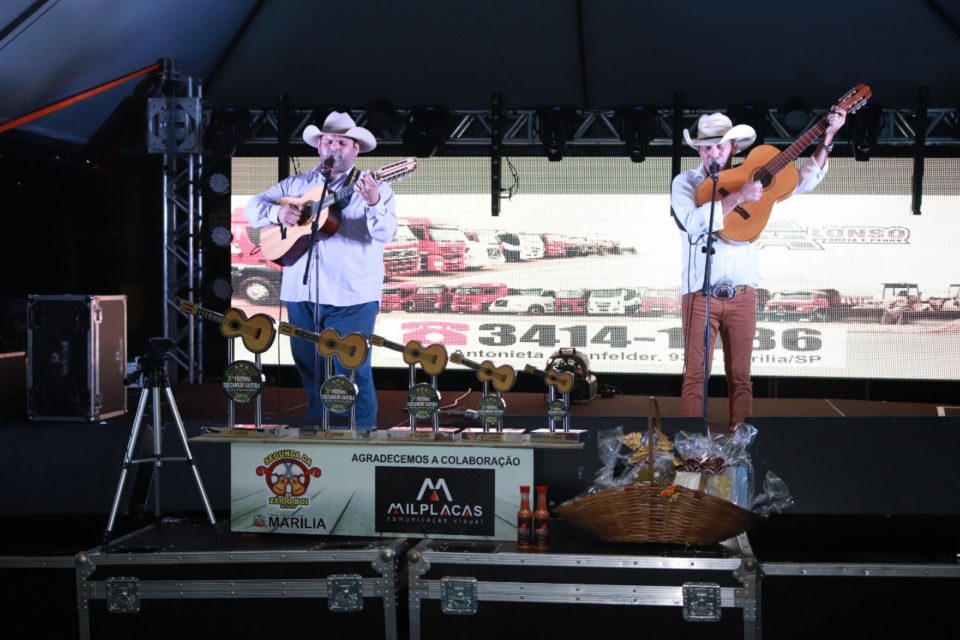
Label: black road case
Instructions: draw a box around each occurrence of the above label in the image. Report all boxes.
[408,524,760,639]
[26,294,127,421]
[76,522,408,640]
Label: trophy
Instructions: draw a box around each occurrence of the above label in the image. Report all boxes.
[368,334,458,441]
[278,322,370,438]
[449,351,527,442]
[178,299,286,436]
[523,364,586,442]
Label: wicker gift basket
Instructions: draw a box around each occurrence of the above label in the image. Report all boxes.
[555,398,763,545]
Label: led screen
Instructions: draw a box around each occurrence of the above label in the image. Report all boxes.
[230,155,960,382]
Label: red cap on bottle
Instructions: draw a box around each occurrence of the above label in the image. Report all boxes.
[536,485,548,493]
[520,485,530,491]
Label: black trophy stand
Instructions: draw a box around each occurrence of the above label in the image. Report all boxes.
[102,342,219,550]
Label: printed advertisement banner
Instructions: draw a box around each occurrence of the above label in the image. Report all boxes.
[230,442,532,540]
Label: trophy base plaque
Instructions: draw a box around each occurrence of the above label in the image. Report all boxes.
[299,427,372,440]
[460,427,529,443]
[199,425,294,440]
[374,426,461,442]
[528,428,587,443]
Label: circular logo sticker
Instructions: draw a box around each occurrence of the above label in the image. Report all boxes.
[406,383,441,420]
[547,398,569,422]
[320,375,358,413]
[222,360,265,403]
[476,393,506,425]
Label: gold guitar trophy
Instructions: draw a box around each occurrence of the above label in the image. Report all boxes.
[523,364,585,443]
[278,322,370,438]
[450,351,526,442]
[178,299,285,436]
[368,334,458,441]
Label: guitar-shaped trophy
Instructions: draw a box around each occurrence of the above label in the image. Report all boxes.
[368,334,448,376]
[695,84,871,242]
[523,364,584,442]
[278,321,370,435]
[367,334,458,441]
[178,299,276,354]
[259,157,418,263]
[177,299,281,432]
[450,351,526,441]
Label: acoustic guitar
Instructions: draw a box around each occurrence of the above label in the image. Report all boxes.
[368,334,448,377]
[277,321,369,370]
[450,351,516,393]
[695,84,872,242]
[178,299,276,354]
[523,364,575,395]
[258,157,418,262]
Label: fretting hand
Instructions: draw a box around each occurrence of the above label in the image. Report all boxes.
[355,171,381,206]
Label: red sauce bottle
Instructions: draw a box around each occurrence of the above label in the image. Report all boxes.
[517,485,533,551]
[534,485,550,551]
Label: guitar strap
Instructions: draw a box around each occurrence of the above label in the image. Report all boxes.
[331,167,361,214]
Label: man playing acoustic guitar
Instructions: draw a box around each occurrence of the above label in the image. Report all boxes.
[244,111,398,428]
[671,106,846,430]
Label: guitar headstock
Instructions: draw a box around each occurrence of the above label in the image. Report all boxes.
[369,334,386,347]
[450,351,465,364]
[178,298,199,315]
[278,321,297,336]
[836,83,872,114]
[374,157,418,183]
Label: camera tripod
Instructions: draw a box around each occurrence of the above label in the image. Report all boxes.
[102,351,220,550]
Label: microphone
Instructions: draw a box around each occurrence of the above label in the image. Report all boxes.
[709,159,721,179]
[320,152,338,176]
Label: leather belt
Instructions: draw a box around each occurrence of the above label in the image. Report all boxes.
[710,284,754,300]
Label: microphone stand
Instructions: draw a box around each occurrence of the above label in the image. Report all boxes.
[698,160,720,435]
[302,157,335,286]
[303,155,335,425]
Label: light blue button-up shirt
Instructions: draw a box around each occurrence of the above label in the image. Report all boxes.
[671,157,827,295]
[244,164,398,305]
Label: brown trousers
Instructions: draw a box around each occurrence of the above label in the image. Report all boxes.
[680,289,758,428]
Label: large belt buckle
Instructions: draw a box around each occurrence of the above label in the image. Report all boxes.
[711,284,736,300]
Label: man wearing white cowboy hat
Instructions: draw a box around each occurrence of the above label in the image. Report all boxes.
[671,108,846,430]
[244,111,398,428]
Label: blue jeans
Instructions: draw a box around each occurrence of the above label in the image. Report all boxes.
[286,300,379,428]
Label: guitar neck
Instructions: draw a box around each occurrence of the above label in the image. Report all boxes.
[763,118,828,179]
[180,302,224,324]
[523,364,547,379]
[451,352,482,371]
[369,334,406,353]
[279,322,320,343]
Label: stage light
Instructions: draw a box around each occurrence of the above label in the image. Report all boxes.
[403,106,451,157]
[850,104,884,161]
[203,168,230,198]
[615,105,660,163]
[780,97,812,135]
[536,106,578,161]
[725,103,769,146]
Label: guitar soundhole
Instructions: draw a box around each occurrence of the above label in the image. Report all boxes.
[347,346,356,356]
[411,350,421,358]
[230,320,240,330]
[325,340,336,349]
[753,170,772,189]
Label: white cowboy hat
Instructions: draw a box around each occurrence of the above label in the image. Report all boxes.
[683,112,756,150]
[302,111,377,152]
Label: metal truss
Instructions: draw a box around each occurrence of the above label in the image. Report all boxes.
[240,106,959,150]
[149,60,205,383]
